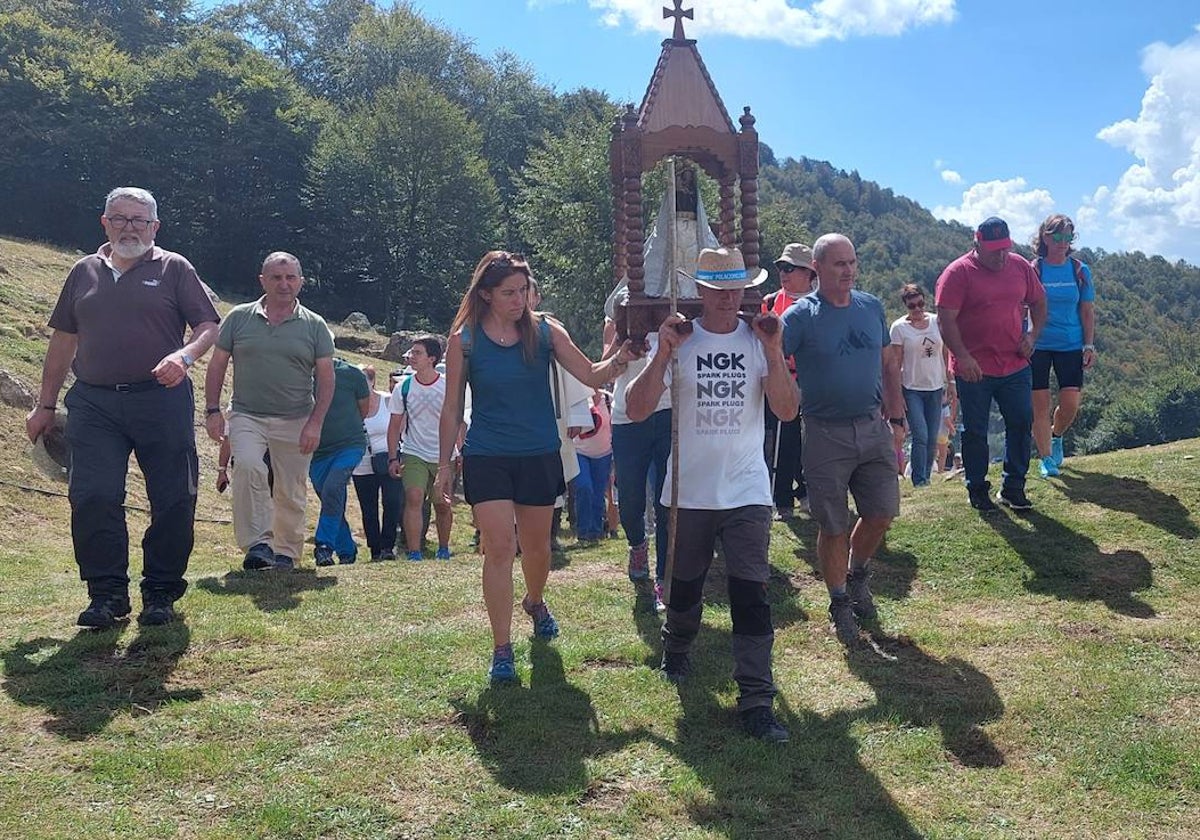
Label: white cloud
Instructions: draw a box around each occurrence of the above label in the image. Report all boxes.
[940,169,962,184]
[1089,26,1200,261]
[581,0,956,47]
[933,177,1055,247]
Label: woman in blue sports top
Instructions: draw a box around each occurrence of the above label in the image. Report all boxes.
[1029,214,1096,479]
[436,250,639,685]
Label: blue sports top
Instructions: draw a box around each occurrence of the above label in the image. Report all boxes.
[1034,258,1094,352]
[462,320,560,457]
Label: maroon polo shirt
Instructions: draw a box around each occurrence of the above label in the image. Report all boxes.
[48,244,220,386]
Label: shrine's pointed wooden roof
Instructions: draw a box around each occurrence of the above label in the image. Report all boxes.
[637,34,737,136]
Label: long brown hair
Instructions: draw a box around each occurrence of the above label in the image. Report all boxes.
[451,250,539,362]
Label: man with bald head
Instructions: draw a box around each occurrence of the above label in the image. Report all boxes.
[204,252,335,571]
[780,233,905,645]
[27,187,220,628]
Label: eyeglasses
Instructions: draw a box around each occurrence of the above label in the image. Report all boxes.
[104,214,155,231]
[1046,231,1075,243]
[905,300,925,310]
[778,264,809,275]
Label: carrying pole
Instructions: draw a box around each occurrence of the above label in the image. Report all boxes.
[663,158,680,606]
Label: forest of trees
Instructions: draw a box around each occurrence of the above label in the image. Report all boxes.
[3,0,1200,454]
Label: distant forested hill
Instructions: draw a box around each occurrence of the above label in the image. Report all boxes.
[2,0,1198,452]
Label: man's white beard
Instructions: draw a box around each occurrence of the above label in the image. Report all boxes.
[112,240,152,261]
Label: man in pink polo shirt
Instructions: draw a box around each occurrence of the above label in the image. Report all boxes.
[935,217,1047,512]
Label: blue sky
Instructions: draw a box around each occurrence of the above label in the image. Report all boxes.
[407,0,1200,264]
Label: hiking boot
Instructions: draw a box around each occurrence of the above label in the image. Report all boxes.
[661,649,691,684]
[272,555,295,571]
[1051,435,1065,467]
[242,542,275,570]
[314,544,335,567]
[997,488,1034,510]
[829,594,861,645]
[378,549,396,562]
[77,592,131,629]
[740,706,790,744]
[653,581,666,614]
[968,483,998,513]
[435,546,452,561]
[137,593,177,627]
[488,644,518,686]
[337,553,356,565]
[627,541,650,581]
[522,595,560,639]
[847,567,877,620]
[1039,455,1060,479]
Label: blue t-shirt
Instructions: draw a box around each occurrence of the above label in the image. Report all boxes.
[782,290,889,420]
[1034,258,1094,352]
[462,321,560,457]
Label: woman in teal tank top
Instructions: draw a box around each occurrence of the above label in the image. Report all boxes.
[435,250,640,685]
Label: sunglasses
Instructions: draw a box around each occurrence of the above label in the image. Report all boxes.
[1046,231,1075,243]
[778,264,810,275]
[905,300,925,310]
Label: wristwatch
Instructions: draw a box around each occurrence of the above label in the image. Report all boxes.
[889,417,906,427]
[182,352,194,367]
[205,406,222,416]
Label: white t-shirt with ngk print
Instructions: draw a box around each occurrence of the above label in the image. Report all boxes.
[390,372,446,464]
[655,319,772,510]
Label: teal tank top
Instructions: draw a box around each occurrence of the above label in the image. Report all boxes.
[462,319,560,457]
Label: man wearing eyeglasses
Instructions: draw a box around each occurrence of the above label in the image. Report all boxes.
[762,243,816,520]
[25,186,220,629]
[935,217,1047,513]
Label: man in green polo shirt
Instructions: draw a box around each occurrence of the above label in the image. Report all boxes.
[204,252,335,570]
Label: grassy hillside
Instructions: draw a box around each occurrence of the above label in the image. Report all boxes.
[0,236,1197,839]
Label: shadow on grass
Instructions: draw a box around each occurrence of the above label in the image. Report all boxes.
[848,634,1005,768]
[984,510,1155,617]
[2,623,198,739]
[194,568,337,613]
[651,627,922,839]
[450,641,646,794]
[788,515,920,605]
[1057,468,1199,539]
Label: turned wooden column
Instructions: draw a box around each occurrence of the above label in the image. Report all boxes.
[738,106,761,270]
[718,174,736,247]
[610,114,626,284]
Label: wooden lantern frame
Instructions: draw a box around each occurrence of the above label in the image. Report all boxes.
[610,3,761,343]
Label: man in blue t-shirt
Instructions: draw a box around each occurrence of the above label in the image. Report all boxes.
[309,358,370,566]
[781,233,905,646]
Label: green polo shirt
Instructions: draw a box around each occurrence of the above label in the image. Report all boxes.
[217,297,335,418]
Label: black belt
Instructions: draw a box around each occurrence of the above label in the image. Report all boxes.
[82,380,162,393]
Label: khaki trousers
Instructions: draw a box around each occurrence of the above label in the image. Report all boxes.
[228,412,312,561]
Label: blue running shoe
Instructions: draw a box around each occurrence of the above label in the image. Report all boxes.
[406,550,423,562]
[1039,455,1060,479]
[488,645,517,685]
[1051,435,1065,467]
[522,595,559,639]
[435,546,452,561]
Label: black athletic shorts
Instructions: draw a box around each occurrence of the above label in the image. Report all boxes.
[1031,349,1084,391]
[463,452,565,507]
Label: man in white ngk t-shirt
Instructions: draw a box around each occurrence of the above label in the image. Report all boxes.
[625,246,799,745]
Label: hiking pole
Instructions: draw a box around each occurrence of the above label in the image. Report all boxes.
[663,157,680,606]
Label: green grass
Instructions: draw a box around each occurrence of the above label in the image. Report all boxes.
[1,235,1198,838]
